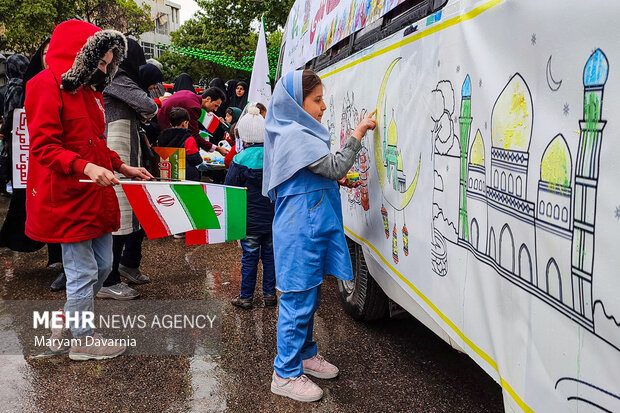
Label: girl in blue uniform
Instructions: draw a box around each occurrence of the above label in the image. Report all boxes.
[263,69,376,402]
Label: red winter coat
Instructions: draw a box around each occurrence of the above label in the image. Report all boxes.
[24,21,125,243]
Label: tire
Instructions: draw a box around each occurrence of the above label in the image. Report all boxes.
[337,238,389,321]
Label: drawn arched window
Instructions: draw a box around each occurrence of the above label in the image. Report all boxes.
[494,170,499,188]
[516,176,523,197]
[489,228,496,261]
[501,172,506,191]
[469,178,473,188]
[474,180,479,190]
[562,207,568,222]
[554,205,560,220]
[519,244,532,283]
[546,259,562,301]
[508,174,514,194]
[546,202,552,217]
[499,224,515,272]
[539,201,545,215]
[470,218,479,250]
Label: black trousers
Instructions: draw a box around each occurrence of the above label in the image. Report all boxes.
[104,229,145,286]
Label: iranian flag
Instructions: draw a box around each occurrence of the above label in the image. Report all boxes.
[121,182,220,239]
[186,184,247,245]
[198,109,219,133]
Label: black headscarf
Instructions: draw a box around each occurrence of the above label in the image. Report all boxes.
[225,79,237,105]
[229,80,248,109]
[117,38,146,84]
[24,38,50,85]
[209,77,227,117]
[173,73,194,93]
[139,63,164,93]
[3,54,30,120]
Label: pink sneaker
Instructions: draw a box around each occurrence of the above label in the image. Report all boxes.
[302,354,339,379]
[270,372,323,402]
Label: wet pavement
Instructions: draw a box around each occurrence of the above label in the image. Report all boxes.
[0,195,503,412]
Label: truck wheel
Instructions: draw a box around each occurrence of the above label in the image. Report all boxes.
[338,239,389,321]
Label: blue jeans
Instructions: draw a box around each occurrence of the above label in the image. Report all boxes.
[61,233,112,338]
[274,285,321,378]
[240,233,276,298]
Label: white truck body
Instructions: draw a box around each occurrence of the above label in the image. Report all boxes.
[279,0,620,411]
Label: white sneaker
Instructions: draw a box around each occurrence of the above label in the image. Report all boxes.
[270,372,323,402]
[96,282,140,300]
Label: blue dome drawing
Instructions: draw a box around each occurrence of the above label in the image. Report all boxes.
[462,75,471,98]
[583,49,608,87]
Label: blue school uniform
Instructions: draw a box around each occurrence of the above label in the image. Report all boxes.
[264,71,353,378]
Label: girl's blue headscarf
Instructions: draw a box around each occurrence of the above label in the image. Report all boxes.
[263,70,331,200]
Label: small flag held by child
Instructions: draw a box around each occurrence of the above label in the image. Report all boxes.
[198,109,220,133]
[186,184,247,245]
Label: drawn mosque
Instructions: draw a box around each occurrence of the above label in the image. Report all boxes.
[433,48,618,348]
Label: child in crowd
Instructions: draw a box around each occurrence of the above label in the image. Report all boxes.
[225,105,276,309]
[263,70,375,402]
[256,102,267,118]
[224,103,266,167]
[157,107,203,182]
[221,106,242,146]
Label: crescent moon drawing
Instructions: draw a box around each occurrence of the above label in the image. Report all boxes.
[374,58,421,211]
[546,55,562,91]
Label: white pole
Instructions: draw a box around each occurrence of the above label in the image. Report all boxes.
[79,180,246,190]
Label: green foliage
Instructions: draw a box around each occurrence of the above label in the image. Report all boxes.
[0,0,152,55]
[74,0,153,36]
[158,0,295,83]
[0,0,74,54]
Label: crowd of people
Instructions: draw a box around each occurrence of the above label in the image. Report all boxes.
[0,19,376,403]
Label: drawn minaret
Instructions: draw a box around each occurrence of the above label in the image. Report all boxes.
[458,75,473,241]
[571,48,608,321]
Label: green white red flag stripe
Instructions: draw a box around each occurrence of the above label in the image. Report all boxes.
[186,184,246,245]
[198,109,219,133]
[121,182,219,239]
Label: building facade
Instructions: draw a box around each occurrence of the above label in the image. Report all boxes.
[138,0,181,59]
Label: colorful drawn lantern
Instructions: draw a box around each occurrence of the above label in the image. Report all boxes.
[403,224,409,256]
[392,224,398,264]
[381,204,389,238]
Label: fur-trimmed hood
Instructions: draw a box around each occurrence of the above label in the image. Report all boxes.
[46,20,126,93]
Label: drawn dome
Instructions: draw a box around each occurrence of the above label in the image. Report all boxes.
[491,73,533,152]
[461,75,471,98]
[469,129,485,167]
[387,114,398,147]
[540,134,571,187]
[584,48,609,87]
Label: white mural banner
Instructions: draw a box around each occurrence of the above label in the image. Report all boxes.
[11,108,29,189]
[317,0,620,411]
[282,0,419,74]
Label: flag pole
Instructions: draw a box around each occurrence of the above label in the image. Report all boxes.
[78,179,246,190]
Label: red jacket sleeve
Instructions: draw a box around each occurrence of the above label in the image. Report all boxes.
[25,74,85,176]
[184,136,199,155]
[224,145,237,167]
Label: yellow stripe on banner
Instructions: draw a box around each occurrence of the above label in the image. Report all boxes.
[321,0,505,79]
[344,226,534,413]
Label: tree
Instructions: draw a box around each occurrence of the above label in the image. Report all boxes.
[0,0,152,55]
[157,0,295,83]
[74,0,153,37]
[0,0,75,55]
